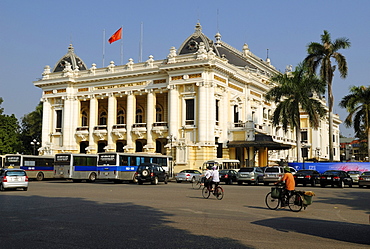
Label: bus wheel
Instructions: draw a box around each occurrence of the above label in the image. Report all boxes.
[87,173,97,183]
[36,172,44,181]
[132,175,138,183]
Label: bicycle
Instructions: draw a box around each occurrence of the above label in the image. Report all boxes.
[192,176,204,189]
[202,184,224,200]
[265,184,304,212]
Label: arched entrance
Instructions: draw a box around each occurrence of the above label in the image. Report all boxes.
[79,141,88,154]
[116,140,127,152]
[98,141,107,153]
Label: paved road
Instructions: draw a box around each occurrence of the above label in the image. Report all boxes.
[0,180,369,249]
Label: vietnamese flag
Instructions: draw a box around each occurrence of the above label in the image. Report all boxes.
[108,27,122,44]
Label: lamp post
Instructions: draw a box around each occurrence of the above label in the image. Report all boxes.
[30,139,40,155]
[166,134,176,156]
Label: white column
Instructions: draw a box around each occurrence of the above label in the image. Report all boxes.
[220,90,228,144]
[41,98,51,148]
[62,96,72,149]
[88,96,97,151]
[126,92,135,149]
[146,90,155,149]
[168,85,178,136]
[208,83,215,143]
[197,82,207,143]
[107,93,117,151]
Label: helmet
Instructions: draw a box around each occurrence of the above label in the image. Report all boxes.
[284,167,291,173]
[207,166,213,170]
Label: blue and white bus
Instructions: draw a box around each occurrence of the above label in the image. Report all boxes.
[97,152,172,183]
[54,153,98,182]
[4,154,54,180]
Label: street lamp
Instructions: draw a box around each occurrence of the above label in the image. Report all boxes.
[166,134,177,156]
[30,139,40,155]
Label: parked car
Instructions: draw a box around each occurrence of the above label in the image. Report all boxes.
[359,171,370,188]
[347,171,362,184]
[320,170,353,188]
[135,163,168,185]
[294,169,321,187]
[263,166,296,185]
[237,167,264,185]
[220,169,238,184]
[0,168,28,191]
[175,169,202,183]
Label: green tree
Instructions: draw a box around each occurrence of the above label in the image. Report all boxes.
[339,86,370,161]
[265,63,327,162]
[304,30,351,161]
[0,98,22,154]
[20,102,43,155]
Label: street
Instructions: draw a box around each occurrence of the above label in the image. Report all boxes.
[0,180,369,249]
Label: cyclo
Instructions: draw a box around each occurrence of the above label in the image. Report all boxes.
[265,183,314,212]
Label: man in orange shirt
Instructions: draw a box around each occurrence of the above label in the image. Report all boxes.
[275,167,295,207]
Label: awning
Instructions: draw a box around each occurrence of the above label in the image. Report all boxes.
[227,134,292,150]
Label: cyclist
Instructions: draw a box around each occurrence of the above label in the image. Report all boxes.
[204,166,213,189]
[210,166,220,191]
[275,167,295,207]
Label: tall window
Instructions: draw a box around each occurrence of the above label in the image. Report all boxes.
[56,110,62,132]
[99,111,107,125]
[81,111,88,126]
[156,105,163,122]
[185,99,194,125]
[136,107,144,123]
[233,105,239,123]
[215,100,219,124]
[301,131,308,143]
[117,109,125,124]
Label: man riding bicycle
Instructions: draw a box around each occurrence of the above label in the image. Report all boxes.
[210,166,220,191]
[275,167,295,207]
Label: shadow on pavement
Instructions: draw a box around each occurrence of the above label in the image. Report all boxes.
[252,217,370,245]
[0,194,252,249]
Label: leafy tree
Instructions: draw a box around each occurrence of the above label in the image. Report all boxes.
[304,30,351,161]
[0,98,22,154]
[20,102,43,155]
[265,63,326,162]
[339,86,370,161]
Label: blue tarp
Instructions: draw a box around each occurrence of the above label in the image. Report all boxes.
[288,162,370,174]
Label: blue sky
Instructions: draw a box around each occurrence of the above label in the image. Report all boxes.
[1,0,369,137]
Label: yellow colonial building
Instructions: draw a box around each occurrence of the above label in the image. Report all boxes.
[34,23,341,171]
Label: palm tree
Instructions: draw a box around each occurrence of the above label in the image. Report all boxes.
[339,86,370,161]
[265,63,326,162]
[304,30,351,161]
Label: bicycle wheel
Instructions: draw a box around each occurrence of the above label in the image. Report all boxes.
[192,180,201,189]
[202,187,211,199]
[214,186,224,200]
[288,193,303,212]
[265,192,280,210]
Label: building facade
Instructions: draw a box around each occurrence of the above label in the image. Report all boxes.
[34,23,341,171]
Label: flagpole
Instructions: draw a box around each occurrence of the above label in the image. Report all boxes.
[103,29,106,67]
[120,26,123,65]
[139,22,143,63]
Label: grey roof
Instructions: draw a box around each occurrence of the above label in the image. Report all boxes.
[52,44,87,72]
[178,23,258,70]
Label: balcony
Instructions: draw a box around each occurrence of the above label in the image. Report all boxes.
[132,123,147,139]
[112,124,127,139]
[93,125,107,140]
[152,122,168,137]
[75,126,89,140]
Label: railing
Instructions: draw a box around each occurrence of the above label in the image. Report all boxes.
[133,123,146,128]
[112,124,126,129]
[152,122,168,127]
[94,125,107,130]
[76,126,89,131]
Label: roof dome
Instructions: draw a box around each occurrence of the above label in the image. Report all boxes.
[52,44,87,72]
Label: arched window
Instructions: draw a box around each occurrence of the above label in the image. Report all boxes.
[117,109,125,124]
[81,110,88,126]
[136,107,144,123]
[156,105,163,122]
[99,111,107,125]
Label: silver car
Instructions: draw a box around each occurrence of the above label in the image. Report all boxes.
[175,169,202,183]
[263,166,296,185]
[237,167,264,185]
[347,171,362,184]
[0,168,29,191]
